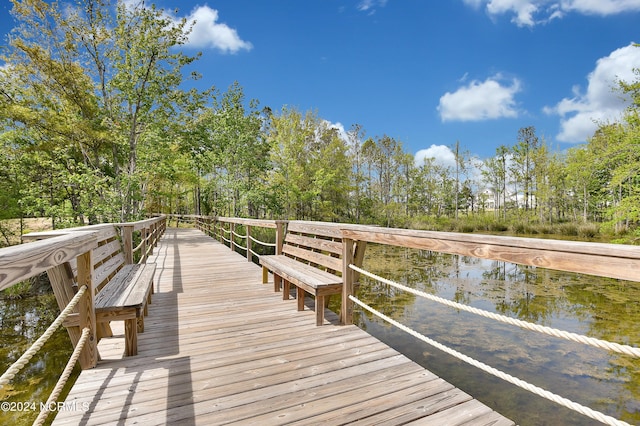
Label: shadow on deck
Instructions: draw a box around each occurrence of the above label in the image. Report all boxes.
[52,228,514,425]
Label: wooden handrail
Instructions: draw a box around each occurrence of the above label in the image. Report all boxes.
[340,225,640,282]
[194,216,286,260]
[22,216,167,266]
[0,231,97,291]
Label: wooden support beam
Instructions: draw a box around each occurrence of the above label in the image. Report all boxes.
[76,250,98,369]
[341,237,355,325]
[122,225,134,265]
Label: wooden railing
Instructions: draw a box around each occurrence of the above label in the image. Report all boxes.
[0,216,166,423]
[0,231,100,369]
[338,225,640,324]
[169,215,640,322]
[185,215,640,425]
[190,216,286,262]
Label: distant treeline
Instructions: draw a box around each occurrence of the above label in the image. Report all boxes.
[1,2,639,239]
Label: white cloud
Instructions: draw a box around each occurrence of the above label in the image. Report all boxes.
[464,0,640,26]
[544,43,640,142]
[438,75,522,122]
[357,0,388,14]
[562,0,640,15]
[121,2,252,53]
[324,120,349,143]
[415,145,456,168]
[180,6,253,53]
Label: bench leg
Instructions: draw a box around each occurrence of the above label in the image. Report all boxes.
[274,274,282,293]
[125,319,138,356]
[297,288,305,311]
[282,279,290,300]
[262,266,269,284]
[316,295,325,326]
[137,314,145,333]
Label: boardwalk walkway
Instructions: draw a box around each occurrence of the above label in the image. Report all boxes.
[53,228,514,425]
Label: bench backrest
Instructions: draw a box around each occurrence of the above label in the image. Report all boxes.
[65,226,126,294]
[283,221,366,276]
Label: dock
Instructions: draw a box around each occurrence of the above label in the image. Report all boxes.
[52,228,514,425]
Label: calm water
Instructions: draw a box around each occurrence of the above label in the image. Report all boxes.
[0,292,78,426]
[2,240,639,425]
[344,244,640,426]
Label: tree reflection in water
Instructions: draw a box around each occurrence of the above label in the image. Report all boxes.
[349,243,640,426]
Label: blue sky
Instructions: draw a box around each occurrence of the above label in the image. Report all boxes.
[1,0,640,165]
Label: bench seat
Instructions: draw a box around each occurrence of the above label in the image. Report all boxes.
[94,263,156,356]
[259,222,366,326]
[260,255,342,292]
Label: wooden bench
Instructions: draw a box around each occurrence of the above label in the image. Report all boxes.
[259,222,366,326]
[46,226,156,357]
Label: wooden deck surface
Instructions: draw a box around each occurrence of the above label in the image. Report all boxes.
[53,228,514,425]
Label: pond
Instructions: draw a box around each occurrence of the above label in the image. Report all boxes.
[2,237,639,425]
[342,243,640,426]
[0,291,78,426]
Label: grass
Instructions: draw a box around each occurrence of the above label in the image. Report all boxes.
[402,214,607,242]
[0,218,52,247]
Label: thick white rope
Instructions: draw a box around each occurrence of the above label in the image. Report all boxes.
[0,285,88,389]
[350,295,631,426]
[350,264,640,358]
[231,230,247,239]
[249,235,276,248]
[32,326,90,426]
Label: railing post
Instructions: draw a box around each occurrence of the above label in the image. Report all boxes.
[150,222,156,249]
[140,227,148,263]
[230,223,235,252]
[214,217,220,242]
[246,225,252,262]
[341,236,355,325]
[76,249,97,369]
[275,220,285,255]
[123,224,134,264]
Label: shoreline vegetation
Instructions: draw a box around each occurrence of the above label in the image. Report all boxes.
[0,3,638,252]
[0,213,615,300]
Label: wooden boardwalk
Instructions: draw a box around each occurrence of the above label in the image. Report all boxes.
[53,228,514,425]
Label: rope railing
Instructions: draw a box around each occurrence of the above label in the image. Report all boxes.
[349,295,630,426]
[32,326,91,426]
[207,219,282,261]
[218,224,233,244]
[0,284,88,388]
[0,215,165,424]
[231,229,247,239]
[233,242,248,252]
[349,265,634,426]
[249,234,277,248]
[349,264,640,358]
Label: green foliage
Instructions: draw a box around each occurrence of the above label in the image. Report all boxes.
[0,3,638,237]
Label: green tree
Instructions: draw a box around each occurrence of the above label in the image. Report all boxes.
[512,126,539,213]
[1,0,204,223]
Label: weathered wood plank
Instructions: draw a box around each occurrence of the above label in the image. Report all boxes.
[0,232,97,291]
[341,227,640,282]
[261,255,341,288]
[283,243,342,272]
[285,233,343,255]
[52,228,514,426]
[94,264,155,311]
